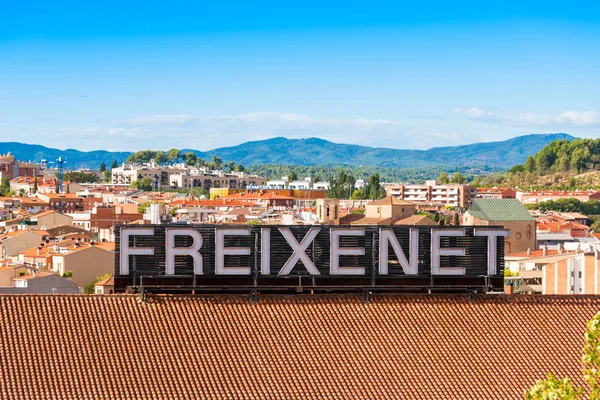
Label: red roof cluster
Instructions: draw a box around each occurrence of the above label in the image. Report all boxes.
[0,294,596,399]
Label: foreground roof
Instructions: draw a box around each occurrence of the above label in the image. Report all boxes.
[0,294,597,399]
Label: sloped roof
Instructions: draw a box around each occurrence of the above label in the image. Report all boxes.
[393,214,437,226]
[368,196,414,206]
[469,199,534,221]
[95,275,114,286]
[0,294,597,399]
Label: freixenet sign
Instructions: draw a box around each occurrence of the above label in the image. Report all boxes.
[114,225,509,293]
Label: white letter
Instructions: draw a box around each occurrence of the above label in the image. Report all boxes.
[379,228,419,275]
[261,227,271,275]
[165,228,203,275]
[278,227,321,275]
[330,228,365,275]
[215,228,251,275]
[431,228,466,275]
[119,227,154,275]
[474,228,510,275]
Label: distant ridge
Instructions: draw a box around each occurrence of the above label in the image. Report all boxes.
[0,133,576,170]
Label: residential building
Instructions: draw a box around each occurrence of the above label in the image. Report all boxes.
[476,187,517,199]
[0,271,80,294]
[35,193,84,212]
[386,180,476,208]
[336,197,417,225]
[9,176,81,195]
[0,154,38,180]
[48,242,115,287]
[542,252,600,295]
[0,230,48,259]
[29,210,73,230]
[518,190,600,205]
[463,199,536,254]
[111,163,266,190]
[95,274,114,294]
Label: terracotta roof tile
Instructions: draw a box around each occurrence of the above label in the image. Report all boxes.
[0,294,596,399]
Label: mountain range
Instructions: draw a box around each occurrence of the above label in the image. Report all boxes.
[0,133,576,170]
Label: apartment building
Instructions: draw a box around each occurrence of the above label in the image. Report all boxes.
[265,177,330,190]
[34,193,84,212]
[385,180,476,208]
[0,154,38,180]
[476,187,517,199]
[112,163,266,190]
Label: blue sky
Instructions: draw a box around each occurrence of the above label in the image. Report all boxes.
[1,1,599,151]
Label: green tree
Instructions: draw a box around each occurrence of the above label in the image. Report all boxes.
[84,273,112,294]
[110,160,118,169]
[327,171,355,199]
[184,152,198,166]
[351,188,365,200]
[227,161,236,172]
[137,201,151,214]
[166,149,181,164]
[569,177,577,188]
[525,311,600,399]
[452,172,466,184]
[453,213,459,226]
[32,178,38,194]
[62,171,100,183]
[103,170,111,182]
[288,171,298,181]
[99,162,106,172]
[0,177,10,196]
[131,178,153,191]
[155,151,167,164]
[234,163,245,172]
[209,155,223,170]
[438,172,449,184]
[189,187,209,198]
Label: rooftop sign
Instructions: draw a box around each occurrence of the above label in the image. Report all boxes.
[115,225,509,293]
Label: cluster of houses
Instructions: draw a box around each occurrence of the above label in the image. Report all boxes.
[4,151,600,295]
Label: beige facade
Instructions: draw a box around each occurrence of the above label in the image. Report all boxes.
[316,199,340,224]
[463,213,535,254]
[51,245,114,287]
[386,180,476,208]
[30,211,73,230]
[112,163,266,190]
[365,198,415,219]
[543,253,600,295]
[0,231,47,259]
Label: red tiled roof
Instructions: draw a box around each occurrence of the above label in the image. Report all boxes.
[0,294,597,399]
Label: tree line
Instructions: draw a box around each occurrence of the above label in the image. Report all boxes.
[125,149,246,172]
[326,172,387,200]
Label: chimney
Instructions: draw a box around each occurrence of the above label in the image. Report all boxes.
[526,248,531,256]
[505,281,514,295]
[36,246,41,256]
[543,245,548,257]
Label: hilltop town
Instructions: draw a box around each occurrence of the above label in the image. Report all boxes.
[0,145,597,296]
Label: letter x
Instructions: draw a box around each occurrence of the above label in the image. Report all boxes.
[278,227,321,275]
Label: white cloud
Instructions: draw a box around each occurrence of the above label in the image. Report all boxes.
[454,107,600,128]
[124,114,193,125]
[22,111,498,151]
